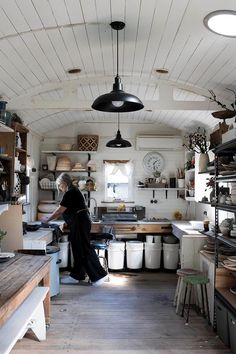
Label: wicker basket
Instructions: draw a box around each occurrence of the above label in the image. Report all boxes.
[39,180,57,190]
[77,135,99,151]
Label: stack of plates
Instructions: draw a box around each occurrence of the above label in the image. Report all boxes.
[222,258,236,272]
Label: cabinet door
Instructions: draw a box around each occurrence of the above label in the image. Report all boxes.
[215,297,230,346]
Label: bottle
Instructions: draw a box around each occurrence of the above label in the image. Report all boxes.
[203,211,209,232]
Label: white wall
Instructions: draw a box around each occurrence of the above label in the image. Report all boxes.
[24,131,42,221]
[38,121,190,220]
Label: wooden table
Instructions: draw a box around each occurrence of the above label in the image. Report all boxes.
[0,253,51,327]
[91,222,172,234]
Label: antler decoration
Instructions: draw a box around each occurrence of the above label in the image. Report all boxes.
[208,89,236,112]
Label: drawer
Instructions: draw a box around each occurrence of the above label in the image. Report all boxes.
[137,224,171,233]
[113,225,138,234]
[215,297,229,346]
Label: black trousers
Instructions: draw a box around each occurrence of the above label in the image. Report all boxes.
[68,212,107,282]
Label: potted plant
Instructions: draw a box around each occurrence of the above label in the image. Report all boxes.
[205,177,215,202]
[183,127,210,172]
[0,228,7,251]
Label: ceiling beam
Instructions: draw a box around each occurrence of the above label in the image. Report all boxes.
[7,78,219,111]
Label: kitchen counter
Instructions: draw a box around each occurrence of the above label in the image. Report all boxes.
[172,220,204,239]
[91,220,172,234]
[23,229,53,250]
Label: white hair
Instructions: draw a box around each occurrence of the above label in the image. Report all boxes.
[55,173,73,192]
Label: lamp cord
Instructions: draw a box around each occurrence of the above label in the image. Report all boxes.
[116,28,119,77]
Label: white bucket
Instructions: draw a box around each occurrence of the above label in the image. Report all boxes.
[146,235,153,243]
[144,242,162,269]
[108,241,125,270]
[126,241,143,269]
[58,241,69,268]
[163,243,179,269]
[153,236,162,244]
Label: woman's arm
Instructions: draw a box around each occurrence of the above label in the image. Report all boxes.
[41,205,67,223]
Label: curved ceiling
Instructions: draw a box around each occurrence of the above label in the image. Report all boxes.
[0,0,236,135]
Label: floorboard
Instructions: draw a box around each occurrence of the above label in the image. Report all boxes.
[11,271,231,353]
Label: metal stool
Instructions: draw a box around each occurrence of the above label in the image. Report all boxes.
[181,274,210,324]
[174,268,201,315]
[90,233,114,273]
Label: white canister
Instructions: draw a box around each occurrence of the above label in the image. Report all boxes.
[47,155,57,171]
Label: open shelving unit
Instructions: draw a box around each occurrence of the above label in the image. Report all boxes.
[212,138,236,348]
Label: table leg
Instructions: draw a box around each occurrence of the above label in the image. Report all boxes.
[42,266,50,326]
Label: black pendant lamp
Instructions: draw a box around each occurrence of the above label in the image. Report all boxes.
[92,21,144,112]
[106,113,132,148]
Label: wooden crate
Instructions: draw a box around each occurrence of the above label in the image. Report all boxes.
[77,135,99,151]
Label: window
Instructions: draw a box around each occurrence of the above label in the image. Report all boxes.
[104,160,134,202]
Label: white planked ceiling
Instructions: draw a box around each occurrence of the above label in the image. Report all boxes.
[0,0,235,135]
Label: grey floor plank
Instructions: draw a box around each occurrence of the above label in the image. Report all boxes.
[11,272,231,353]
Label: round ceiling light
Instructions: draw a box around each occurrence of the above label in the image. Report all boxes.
[67,68,81,74]
[204,10,236,37]
[155,68,169,74]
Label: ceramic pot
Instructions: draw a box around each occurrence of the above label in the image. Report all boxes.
[47,155,57,171]
[199,153,209,173]
[177,178,185,188]
[209,188,215,202]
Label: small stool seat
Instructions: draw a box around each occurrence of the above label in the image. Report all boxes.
[90,240,108,250]
[176,268,200,276]
[90,232,114,273]
[181,274,210,324]
[183,274,209,285]
[174,268,202,314]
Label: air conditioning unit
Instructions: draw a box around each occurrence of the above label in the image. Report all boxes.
[136,135,183,151]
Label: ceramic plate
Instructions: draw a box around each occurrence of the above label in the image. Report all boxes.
[228,256,236,262]
[203,249,215,254]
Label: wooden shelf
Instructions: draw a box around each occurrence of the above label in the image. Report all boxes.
[0,122,13,132]
[215,203,236,213]
[217,235,236,248]
[41,150,96,154]
[137,187,185,191]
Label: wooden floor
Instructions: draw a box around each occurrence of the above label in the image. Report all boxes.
[11,271,231,354]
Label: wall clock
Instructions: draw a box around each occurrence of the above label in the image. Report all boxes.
[143,152,164,173]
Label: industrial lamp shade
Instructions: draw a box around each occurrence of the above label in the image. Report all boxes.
[106,113,132,148]
[92,21,144,113]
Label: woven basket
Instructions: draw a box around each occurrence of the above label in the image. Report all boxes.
[39,181,57,190]
[77,135,99,151]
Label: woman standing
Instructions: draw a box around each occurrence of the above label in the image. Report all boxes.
[42,173,108,286]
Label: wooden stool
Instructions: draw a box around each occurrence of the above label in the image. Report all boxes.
[181,274,210,324]
[174,268,200,315]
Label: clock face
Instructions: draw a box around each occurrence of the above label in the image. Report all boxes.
[143,152,164,173]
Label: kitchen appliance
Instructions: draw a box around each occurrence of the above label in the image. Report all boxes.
[132,206,145,220]
[102,212,138,222]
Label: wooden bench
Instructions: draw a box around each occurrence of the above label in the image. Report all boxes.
[0,286,49,354]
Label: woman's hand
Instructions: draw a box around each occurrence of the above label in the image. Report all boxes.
[41,216,50,223]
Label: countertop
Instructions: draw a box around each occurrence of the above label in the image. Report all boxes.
[172,220,206,239]
[92,220,172,225]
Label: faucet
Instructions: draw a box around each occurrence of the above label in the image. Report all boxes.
[89,197,98,221]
